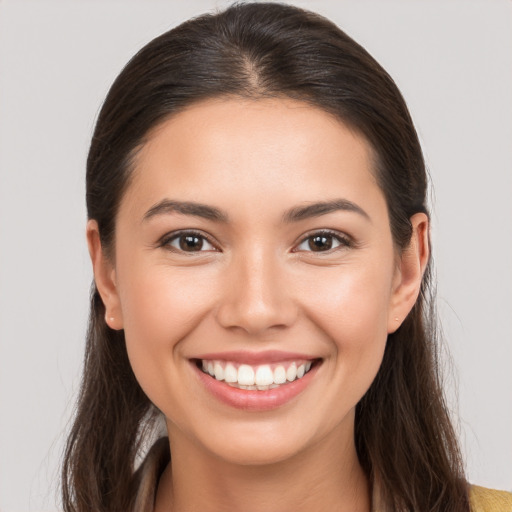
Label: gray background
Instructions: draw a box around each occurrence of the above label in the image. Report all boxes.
[0,1,510,510]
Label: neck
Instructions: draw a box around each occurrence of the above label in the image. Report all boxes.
[155,418,371,512]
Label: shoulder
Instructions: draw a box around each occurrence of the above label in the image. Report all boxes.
[470,485,512,512]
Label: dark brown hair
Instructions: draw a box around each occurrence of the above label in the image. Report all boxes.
[62,3,469,511]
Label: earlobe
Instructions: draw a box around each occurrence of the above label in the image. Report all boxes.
[387,213,430,333]
[86,220,124,330]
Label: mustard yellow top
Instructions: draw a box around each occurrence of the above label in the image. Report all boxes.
[469,485,512,512]
[134,438,512,511]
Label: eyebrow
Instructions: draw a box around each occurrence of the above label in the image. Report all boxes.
[282,199,370,223]
[143,198,370,223]
[143,200,228,223]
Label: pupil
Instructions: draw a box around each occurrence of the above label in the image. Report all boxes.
[180,235,203,251]
[309,235,332,251]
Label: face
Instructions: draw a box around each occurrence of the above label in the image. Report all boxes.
[90,98,424,466]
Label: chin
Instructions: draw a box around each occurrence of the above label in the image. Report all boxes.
[191,416,324,468]
[209,436,306,467]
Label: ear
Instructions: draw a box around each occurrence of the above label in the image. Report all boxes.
[86,219,124,330]
[387,212,430,333]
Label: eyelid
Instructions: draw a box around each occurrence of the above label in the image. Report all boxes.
[292,229,354,253]
[158,229,220,253]
[156,228,353,254]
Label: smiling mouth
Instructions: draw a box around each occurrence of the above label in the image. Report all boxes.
[194,358,321,391]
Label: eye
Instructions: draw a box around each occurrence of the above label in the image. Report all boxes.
[160,230,217,253]
[294,230,351,253]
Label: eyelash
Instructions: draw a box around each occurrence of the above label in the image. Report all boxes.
[293,230,353,253]
[158,230,218,254]
[158,229,353,254]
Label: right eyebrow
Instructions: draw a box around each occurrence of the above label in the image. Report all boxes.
[142,199,229,223]
[282,198,371,223]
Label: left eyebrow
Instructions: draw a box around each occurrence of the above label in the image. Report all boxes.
[143,199,229,223]
[282,199,371,223]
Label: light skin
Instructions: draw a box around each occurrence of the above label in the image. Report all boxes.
[87,98,429,512]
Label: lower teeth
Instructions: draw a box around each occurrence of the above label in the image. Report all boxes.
[225,382,282,391]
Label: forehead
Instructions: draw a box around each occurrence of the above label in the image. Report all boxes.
[121,97,384,220]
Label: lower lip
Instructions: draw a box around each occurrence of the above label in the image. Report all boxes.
[192,361,320,411]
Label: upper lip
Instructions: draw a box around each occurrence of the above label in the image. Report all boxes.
[192,350,319,365]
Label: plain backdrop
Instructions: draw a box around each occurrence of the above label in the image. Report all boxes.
[0,1,510,510]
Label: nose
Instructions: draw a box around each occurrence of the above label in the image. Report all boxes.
[215,247,298,336]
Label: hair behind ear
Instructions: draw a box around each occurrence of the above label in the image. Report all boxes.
[356,260,469,511]
[61,286,156,510]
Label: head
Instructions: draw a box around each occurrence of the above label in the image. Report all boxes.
[63,3,468,511]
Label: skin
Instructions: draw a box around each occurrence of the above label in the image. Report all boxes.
[88,98,429,512]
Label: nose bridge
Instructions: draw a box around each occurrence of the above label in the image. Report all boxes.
[216,242,296,335]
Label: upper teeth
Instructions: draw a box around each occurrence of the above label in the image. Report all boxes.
[201,360,313,389]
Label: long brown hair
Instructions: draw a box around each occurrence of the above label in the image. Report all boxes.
[62,3,469,511]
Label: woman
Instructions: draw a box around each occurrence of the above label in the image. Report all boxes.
[61,3,511,511]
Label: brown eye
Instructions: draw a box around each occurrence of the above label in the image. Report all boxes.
[179,234,204,251]
[295,231,351,253]
[308,234,333,252]
[162,231,217,253]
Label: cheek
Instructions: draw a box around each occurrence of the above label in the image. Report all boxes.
[300,259,394,345]
[117,262,217,399]
[297,258,394,398]
[119,263,216,338]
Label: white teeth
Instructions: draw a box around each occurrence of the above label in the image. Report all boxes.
[214,362,224,381]
[255,365,274,386]
[237,364,255,386]
[273,365,287,384]
[286,362,297,382]
[224,363,238,383]
[200,359,315,388]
